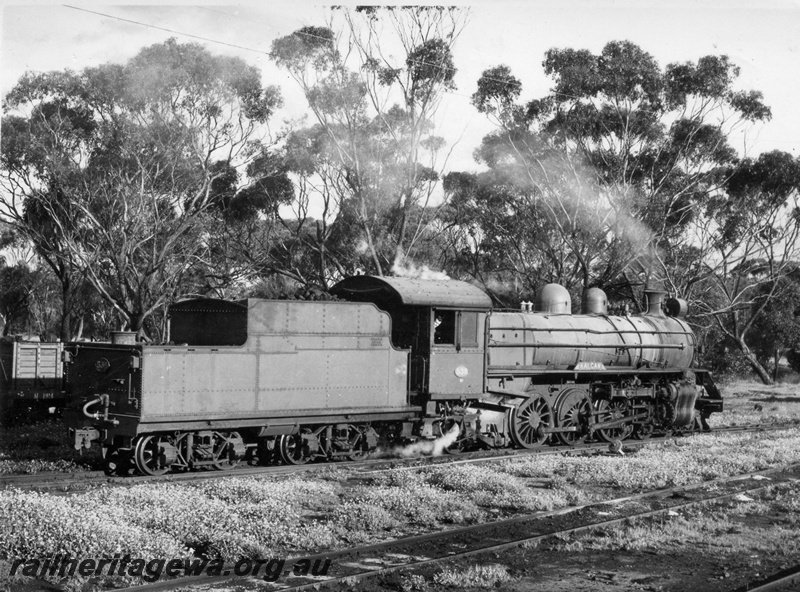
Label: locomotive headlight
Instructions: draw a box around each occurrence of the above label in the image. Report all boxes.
[454,365,469,378]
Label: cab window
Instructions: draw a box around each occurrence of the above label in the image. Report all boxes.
[460,311,479,348]
[434,311,457,345]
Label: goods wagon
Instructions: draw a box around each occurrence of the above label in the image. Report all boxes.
[0,339,64,423]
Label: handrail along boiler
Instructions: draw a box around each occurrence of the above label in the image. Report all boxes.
[63,277,722,475]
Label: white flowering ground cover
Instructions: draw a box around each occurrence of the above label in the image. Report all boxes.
[1,380,799,590]
[3,427,800,590]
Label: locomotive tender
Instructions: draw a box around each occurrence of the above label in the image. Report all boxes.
[63,276,722,475]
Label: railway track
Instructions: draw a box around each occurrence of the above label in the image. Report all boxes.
[107,461,800,592]
[730,565,800,592]
[0,422,793,492]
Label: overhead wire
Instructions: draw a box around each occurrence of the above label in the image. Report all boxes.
[62,5,271,57]
[57,3,566,159]
[60,4,525,97]
[61,3,767,115]
[58,3,492,173]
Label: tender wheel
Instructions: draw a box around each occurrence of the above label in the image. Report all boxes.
[345,426,369,461]
[555,389,592,446]
[211,431,242,471]
[133,435,174,476]
[594,398,633,443]
[510,395,553,449]
[345,425,375,460]
[278,433,311,465]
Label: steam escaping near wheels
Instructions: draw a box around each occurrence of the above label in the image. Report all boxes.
[372,423,461,459]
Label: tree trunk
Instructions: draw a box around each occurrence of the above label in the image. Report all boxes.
[59,277,73,342]
[73,315,84,342]
[736,337,773,385]
[130,312,146,341]
[773,347,781,383]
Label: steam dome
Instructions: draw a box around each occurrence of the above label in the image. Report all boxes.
[535,284,571,314]
[582,287,608,315]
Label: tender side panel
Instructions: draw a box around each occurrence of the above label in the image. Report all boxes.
[139,301,409,421]
[142,349,257,415]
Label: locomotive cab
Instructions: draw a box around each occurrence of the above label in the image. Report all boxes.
[331,276,492,400]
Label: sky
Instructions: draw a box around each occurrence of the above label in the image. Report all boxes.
[1,0,799,175]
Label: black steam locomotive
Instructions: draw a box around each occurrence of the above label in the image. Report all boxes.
[61,276,721,475]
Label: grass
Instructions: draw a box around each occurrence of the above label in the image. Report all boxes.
[502,429,800,489]
[396,564,515,592]
[546,482,800,561]
[433,563,514,588]
[3,379,800,589]
[5,427,800,588]
[711,378,800,427]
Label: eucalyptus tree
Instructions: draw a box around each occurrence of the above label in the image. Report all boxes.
[681,151,800,383]
[0,262,35,336]
[454,41,771,301]
[270,7,468,277]
[1,39,283,338]
[1,89,98,339]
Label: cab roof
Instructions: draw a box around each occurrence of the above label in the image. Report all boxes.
[331,275,492,309]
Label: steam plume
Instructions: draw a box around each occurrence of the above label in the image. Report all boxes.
[374,423,461,458]
[391,250,450,280]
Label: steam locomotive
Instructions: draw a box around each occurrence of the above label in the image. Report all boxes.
[62,276,722,475]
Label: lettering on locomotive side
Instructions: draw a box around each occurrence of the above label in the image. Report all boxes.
[573,362,607,371]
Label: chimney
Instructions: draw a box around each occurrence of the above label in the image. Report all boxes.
[643,279,666,317]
